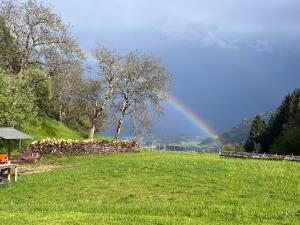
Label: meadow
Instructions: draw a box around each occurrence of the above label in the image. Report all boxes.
[0,150,299,225]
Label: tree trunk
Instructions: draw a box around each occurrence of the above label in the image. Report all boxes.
[88,102,103,139]
[59,105,63,123]
[115,102,128,139]
[59,93,63,123]
[115,112,125,140]
[89,123,96,139]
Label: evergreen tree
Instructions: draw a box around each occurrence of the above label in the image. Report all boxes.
[286,89,300,128]
[265,89,300,150]
[244,115,267,153]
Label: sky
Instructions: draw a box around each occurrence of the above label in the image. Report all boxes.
[44,0,300,137]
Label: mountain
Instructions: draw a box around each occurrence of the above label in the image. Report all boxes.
[220,110,275,144]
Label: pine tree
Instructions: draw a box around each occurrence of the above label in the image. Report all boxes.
[265,89,300,150]
[244,115,267,153]
[286,89,300,127]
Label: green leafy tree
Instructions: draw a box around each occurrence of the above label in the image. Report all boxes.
[0,68,38,128]
[20,68,52,116]
[244,115,267,153]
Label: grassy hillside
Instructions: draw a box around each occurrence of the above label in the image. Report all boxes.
[24,117,87,140]
[0,151,299,224]
[20,117,111,145]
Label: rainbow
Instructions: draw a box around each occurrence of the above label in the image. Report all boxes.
[166,94,219,140]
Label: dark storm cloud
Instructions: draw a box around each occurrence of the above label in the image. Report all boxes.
[46,0,300,51]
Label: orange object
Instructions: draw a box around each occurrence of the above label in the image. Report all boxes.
[0,154,8,164]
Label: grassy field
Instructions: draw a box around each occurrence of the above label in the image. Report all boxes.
[0,150,299,224]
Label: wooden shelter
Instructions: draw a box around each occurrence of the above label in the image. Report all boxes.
[0,127,31,183]
[0,127,32,160]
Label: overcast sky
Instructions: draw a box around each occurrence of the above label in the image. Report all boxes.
[44,0,300,137]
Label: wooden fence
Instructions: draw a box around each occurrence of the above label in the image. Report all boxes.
[219,151,300,162]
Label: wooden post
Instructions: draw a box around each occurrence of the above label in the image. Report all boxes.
[7,168,11,182]
[7,140,12,164]
[15,166,18,182]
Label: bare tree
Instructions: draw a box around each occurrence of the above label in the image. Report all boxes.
[0,0,83,72]
[88,45,122,139]
[113,52,170,139]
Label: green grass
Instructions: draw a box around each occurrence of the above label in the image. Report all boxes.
[0,151,299,224]
[19,117,111,146]
[24,117,88,140]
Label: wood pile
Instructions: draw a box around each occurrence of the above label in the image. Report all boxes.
[14,138,140,163]
[219,151,300,162]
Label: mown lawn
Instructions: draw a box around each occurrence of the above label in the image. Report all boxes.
[0,150,299,224]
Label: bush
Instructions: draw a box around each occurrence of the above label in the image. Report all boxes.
[222,143,244,152]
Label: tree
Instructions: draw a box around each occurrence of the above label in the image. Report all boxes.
[0,0,85,125]
[244,115,266,153]
[20,67,51,115]
[0,0,83,72]
[113,52,170,139]
[264,89,300,155]
[265,89,300,149]
[0,68,37,128]
[87,46,122,139]
[62,76,101,133]
[0,16,20,72]
[49,57,85,123]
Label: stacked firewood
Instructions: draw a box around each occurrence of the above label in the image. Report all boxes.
[15,138,140,163]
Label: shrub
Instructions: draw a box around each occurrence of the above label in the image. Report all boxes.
[222,143,244,152]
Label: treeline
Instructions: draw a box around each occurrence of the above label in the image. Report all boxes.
[0,0,170,139]
[244,88,300,155]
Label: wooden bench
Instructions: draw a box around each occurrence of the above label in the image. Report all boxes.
[0,164,18,182]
